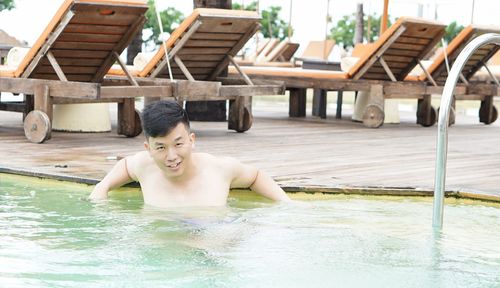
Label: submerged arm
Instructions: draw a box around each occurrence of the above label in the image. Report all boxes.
[229,158,291,202]
[249,170,291,202]
[88,158,134,200]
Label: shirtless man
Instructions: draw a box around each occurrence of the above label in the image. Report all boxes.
[88,100,290,207]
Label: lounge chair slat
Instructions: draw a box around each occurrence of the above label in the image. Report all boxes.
[394,36,433,45]
[40,58,103,67]
[50,50,109,58]
[367,66,404,75]
[184,39,238,48]
[31,73,94,82]
[65,23,129,35]
[52,42,116,51]
[36,65,99,74]
[170,67,217,74]
[383,49,422,57]
[390,42,427,51]
[177,48,231,55]
[379,55,416,63]
[177,55,226,62]
[190,32,243,41]
[372,62,410,68]
[72,3,147,13]
[171,61,220,68]
[196,18,259,34]
[58,32,122,43]
[71,12,142,26]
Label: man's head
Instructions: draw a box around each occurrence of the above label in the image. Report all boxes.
[142,100,190,139]
[142,100,195,178]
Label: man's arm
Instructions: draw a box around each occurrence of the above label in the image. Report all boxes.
[228,158,291,202]
[88,158,134,200]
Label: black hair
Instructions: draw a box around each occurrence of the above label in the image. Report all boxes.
[141,100,190,138]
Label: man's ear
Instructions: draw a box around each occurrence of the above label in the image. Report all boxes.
[190,133,196,148]
[144,141,149,150]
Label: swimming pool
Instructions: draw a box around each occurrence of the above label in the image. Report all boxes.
[1,174,499,287]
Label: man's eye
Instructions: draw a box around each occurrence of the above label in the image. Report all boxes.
[156,146,165,151]
[175,143,184,147]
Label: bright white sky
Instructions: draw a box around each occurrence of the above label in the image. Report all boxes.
[0,0,498,55]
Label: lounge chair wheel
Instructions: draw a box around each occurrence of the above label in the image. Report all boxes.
[479,104,498,125]
[229,106,253,132]
[125,109,143,137]
[362,104,384,128]
[418,106,438,127]
[437,107,455,126]
[23,110,51,143]
[236,106,253,133]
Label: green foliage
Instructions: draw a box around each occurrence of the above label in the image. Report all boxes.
[330,13,392,48]
[232,1,291,40]
[144,0,184,45]
[261,6,290,40]
[444,21,464,44]
[232,1,257,11]
[0,0,15,11]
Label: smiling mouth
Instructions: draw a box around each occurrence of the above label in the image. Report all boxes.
[166,161,181,169]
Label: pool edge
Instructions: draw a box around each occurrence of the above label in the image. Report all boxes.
[1,165,499,203]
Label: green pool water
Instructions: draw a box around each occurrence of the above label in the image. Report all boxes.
[0,174,499,288]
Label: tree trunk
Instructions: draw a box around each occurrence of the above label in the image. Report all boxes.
[127,30,143,65]
[186,0,232,121]
[354,3,364,45]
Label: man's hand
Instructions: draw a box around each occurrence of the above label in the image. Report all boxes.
[88,183,109,201]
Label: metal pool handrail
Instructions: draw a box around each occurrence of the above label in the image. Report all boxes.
[433,33,500,230]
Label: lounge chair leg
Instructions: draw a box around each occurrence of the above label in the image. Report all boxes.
[312,88,327,119]
[416,95,437,127]
[23,94,34,121]
[362,84,385,128]
[289,88,306,117]
[228,97,253,132]
[479,96,498,124]
[118,99,142,137]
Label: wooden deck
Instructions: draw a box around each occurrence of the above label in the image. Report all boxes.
[1,98,500,200]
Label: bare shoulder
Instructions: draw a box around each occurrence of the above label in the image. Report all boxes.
[194,152,240,168]
[126,151,153,177]
[127,151,150,164]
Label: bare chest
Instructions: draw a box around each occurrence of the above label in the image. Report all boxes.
[139,170,231,207]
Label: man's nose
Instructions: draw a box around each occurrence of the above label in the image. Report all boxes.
[165,148,177,161]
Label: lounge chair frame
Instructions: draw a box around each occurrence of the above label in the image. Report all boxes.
[108,8,285,132]
[0,0,172,143]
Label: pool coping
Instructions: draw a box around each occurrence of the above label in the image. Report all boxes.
[1,165,499,203]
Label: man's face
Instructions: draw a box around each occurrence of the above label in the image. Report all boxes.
[145,123,195,178]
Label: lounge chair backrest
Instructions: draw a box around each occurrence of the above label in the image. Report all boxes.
[348,17,446,81]
[140,8,261,80]
[300,40,335,60]
[256,38,280,62]
[266,40,300,62]
[14,0,147,82]
[420,25,500,84]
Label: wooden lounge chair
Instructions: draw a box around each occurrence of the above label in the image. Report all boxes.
[406,25,500,124]
[236,39,333,68]
[0,0,174,143]
[295,39,336,62]
[234,37,271,65]
[262,39,300,62]
[229,17,446,128]
[107,8,285,132]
